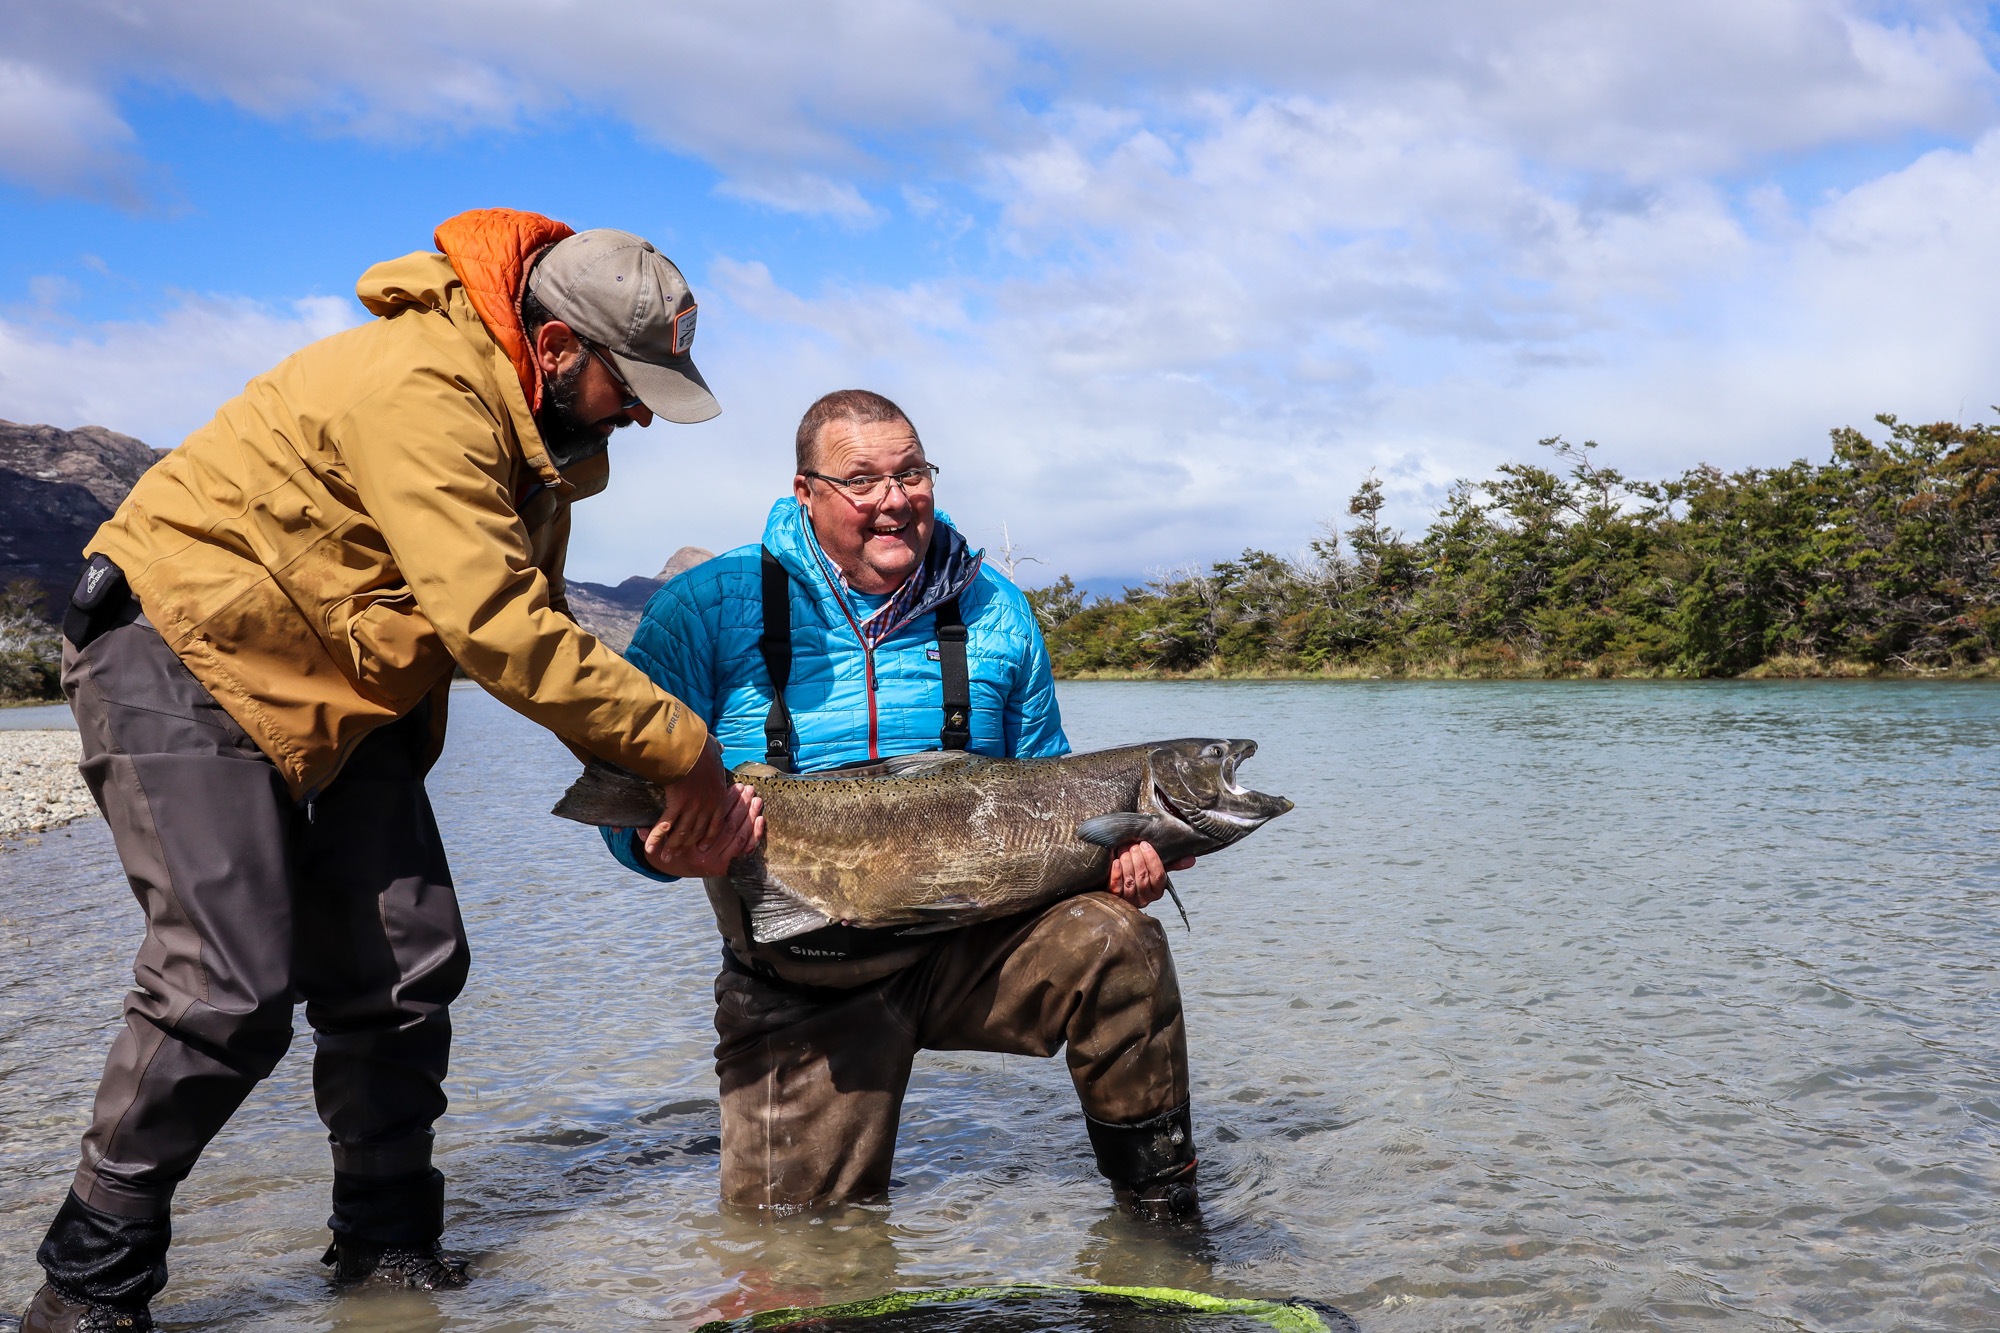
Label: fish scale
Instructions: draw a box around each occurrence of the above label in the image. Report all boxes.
[551,739,1295,943]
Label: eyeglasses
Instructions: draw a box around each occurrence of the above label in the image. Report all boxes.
[585,343,644,415]
[802,464,941,502]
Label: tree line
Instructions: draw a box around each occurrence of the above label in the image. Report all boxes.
[1026,415,2000,678]
[8,413,1998,703]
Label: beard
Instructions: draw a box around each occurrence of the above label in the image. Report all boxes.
[535,352,627,469]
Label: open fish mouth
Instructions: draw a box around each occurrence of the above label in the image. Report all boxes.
[1218,738,1257,796]
[1153,782,1197,829]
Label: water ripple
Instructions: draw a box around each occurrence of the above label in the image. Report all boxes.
[3,680,1999,1329]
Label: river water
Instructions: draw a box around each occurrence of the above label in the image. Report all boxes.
[4,680,1999,1331]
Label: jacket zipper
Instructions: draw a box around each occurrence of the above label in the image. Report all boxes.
[864,649,879,759]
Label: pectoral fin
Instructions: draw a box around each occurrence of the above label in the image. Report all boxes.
[1160,873,1191,932]
[1076,812,1172,848]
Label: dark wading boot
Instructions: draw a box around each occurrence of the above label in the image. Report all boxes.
[19,1283,154,1332]
[321,1166,468,1291]
[321,1240,470,1291]
[1086,1101,1203,1224]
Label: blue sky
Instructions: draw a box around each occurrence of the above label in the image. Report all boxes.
[6,2,2000,586]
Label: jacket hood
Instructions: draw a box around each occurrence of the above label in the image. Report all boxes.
[356,251,462,319]
[761,498,983,638]
[433,208,576,412]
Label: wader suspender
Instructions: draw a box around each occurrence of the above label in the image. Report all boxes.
[759,548,796,771]
[933,595,971,751]
[756,545,971,773]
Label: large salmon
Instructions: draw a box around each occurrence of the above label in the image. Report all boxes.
[552,739,1292,943]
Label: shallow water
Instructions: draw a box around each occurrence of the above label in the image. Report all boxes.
[0,703,73,730]
[4,679,2000,1331]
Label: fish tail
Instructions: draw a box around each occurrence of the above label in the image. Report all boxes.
[551,760,664,828]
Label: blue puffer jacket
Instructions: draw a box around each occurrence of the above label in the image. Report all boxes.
[602,498,1069,880]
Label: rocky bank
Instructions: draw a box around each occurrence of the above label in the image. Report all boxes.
[0,730,94,840]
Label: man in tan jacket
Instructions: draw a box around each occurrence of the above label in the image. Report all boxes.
[22,209,763,1333]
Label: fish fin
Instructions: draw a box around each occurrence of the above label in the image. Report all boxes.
[552,760,663,828]
[732,761,784,779]
[892,894,982,933]
[1076,812,1167,848]
[727,860,834,943]
[876,750,972,775]
[1160,874,1191,932]
[744,889,833,943]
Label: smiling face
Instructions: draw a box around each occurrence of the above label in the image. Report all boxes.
[794,415,935,595]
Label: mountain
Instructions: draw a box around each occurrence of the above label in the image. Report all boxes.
[0,420,167,617]
[565,545,716,653]
[0,414,712,657]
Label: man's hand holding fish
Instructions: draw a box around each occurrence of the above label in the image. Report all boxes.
[640,740,766,877]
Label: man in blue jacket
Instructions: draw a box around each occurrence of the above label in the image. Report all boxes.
[602,390,1202,1219]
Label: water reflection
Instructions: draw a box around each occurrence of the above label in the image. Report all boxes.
[4,680,2000,1330]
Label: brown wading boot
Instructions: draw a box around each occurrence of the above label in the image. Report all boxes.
[26,1193,167,1333]
[19,1283,153,1333]
[1086,1101,1203,1224]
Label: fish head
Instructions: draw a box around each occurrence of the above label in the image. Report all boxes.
[1141,738,1294,852]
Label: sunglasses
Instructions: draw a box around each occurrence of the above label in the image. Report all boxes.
[585,343,644,414]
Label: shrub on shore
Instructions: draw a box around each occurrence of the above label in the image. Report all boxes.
[1027,416,2000,679]
[0,580,61,702]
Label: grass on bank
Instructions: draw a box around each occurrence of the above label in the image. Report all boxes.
[1058,654,2000,682]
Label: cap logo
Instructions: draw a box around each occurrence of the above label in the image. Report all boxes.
[671,304,697,357]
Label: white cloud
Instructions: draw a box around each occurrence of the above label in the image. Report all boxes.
[0,295,362,449]
[10,2,1993,207]
[2,0,1009,216]
[977,0,1996,175]
[573,102,2000,581]
[10,2,2000,582]
[0,61,144,204]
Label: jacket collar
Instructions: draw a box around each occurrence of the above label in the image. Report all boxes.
[761,498,983,639]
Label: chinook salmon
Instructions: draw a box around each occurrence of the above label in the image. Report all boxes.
[552,740,1293,943]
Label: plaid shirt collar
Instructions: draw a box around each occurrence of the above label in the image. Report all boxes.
[802,514,984,651]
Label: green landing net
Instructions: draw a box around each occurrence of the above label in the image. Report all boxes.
[692,1283,1358,1333]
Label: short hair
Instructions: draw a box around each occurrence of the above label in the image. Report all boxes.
[795,390,919,472]
[519,280,557,345]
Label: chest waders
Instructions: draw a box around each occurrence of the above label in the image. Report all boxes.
[739,549,1203,1224]
[745,545,970,965]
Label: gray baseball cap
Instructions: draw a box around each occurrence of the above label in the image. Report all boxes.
[526,229,720,423]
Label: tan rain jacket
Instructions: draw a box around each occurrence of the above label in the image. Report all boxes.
[86,208,707,798]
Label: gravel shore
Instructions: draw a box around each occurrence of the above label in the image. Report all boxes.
[0,730,95,840]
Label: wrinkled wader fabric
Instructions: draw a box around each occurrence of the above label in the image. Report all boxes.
[35,606,468,1307]
[713,891,1190,1208]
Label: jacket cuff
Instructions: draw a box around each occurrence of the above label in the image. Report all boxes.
[601,823,678,883]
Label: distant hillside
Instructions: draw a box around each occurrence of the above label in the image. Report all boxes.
[565,545,715,653]
[0,415,713,659]
[0,420,166,617]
